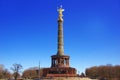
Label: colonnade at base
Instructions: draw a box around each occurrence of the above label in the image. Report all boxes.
[51,55,69,67]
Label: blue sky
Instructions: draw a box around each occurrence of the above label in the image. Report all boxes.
[0,0,120,73]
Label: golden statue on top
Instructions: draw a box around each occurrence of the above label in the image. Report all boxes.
[57,5,64,21]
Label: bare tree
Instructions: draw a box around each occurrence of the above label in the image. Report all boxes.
[85,65,120,80]
[0,64,4,79]
[11,63,22,80]
[22,67,43,79]
[0,64,12,79]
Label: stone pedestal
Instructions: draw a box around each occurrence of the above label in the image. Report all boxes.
[42,67,77,77]
[42,55,77,77]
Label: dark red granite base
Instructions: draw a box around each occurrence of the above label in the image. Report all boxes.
[42,67,77,77]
